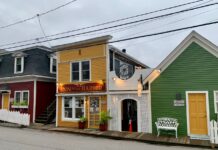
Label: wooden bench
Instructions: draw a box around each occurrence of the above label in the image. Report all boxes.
[155,117,179,138]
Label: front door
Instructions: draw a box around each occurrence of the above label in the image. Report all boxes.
[89,97,100,128]
[2,93,10,110]
[188,93,208,135]
[122,99,137,132]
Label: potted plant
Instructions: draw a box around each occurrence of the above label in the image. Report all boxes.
[78,116,87,129]
[99,111,112,131]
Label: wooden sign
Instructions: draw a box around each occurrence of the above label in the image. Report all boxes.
[58,82,106,93]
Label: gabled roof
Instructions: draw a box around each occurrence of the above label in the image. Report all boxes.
[157,31,218,73]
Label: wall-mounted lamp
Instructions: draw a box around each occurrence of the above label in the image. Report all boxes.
[112,77,116,81]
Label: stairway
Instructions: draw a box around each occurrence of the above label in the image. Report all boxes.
[35,100,56,124]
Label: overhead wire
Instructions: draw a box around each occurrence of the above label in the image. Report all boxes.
[0,0,208,48]
[2,2,218,50]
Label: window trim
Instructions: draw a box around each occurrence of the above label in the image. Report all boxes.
[14,57,24,74]
[50,57,57,74]
[70,60,91,82]
[214,91,218,113]
[14,90,29,106]
[62,96,86,121]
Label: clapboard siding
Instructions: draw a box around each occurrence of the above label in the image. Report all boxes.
[151,42,218,136]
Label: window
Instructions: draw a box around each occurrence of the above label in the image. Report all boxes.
[14,57,24,73]
[50,57,57,74]
[214,91,218,113]
[71,61,90,82]
[63,96,85,120]
[14,91,29,106]
[82,61,90,81]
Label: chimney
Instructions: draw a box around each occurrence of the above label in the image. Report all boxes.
[122,49,126,53]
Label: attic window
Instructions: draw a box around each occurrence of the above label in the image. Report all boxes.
[14,57,24,74]
[50,57,57,74]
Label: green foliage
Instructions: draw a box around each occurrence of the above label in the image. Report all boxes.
[12,101,28,106]
[99,111,112,125]
[79,116,87,123]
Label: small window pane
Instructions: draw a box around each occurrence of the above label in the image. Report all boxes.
[82,61,89,70]
[15,92,21,103]
[72,72,79,81]
[82,61,90,81]
[72,62,79,71]
[75,108,83,118]
[64,97,73,118]
[23,92,29,104]
[82,70,90,81]
[52,58,56,73]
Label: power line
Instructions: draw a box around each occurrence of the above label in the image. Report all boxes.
[37,14,52,47]
[2,2,218,50]
[0,0,207,48]
[52,19,218,51]
[0,0,77,30]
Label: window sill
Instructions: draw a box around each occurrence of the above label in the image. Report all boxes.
[62,118,80,122]
[11,105,28,109]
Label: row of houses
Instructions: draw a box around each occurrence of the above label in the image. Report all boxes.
[0,31,217,140]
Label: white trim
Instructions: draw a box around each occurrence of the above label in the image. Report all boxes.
[70,60,91,82]
[157,31,218,73]
[14,57,24,74]
[61,96,86,121]
[186,91,210,137]
[50,57,57,74]
[33,79,37,123]
[118,98,141,132]
[214,91,218,114]
[13,90,29,107]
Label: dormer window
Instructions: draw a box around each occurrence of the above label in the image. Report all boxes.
[14,57,24,74]
[50,57,57,74]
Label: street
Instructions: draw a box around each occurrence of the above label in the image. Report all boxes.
[0,126,208,150]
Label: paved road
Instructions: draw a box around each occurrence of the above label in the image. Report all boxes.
[0,126,209,150]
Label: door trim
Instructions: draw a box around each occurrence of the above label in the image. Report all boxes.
[186,91,210,137]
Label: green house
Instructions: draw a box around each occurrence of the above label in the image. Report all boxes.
[149,31,218,139]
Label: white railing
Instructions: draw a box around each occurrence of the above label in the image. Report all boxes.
[0,109,30,126]
[210,120,218,144]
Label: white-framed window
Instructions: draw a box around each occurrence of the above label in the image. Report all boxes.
[63,96,85,120]
[14,57,24,74]
[14,91,29,106]
[50,57,57,74]
[71,60,90,82]
[214,91,218,113]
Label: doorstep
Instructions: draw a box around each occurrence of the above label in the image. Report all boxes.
[48,127,216,148]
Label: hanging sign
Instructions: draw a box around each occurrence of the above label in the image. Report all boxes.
[58,82,106,93]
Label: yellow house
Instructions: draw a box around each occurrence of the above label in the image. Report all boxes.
[55,35,150,131]
[55,36,111,128]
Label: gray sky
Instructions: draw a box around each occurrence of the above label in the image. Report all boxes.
[0,0,218,67]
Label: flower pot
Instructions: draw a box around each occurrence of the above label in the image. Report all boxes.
[99,123,108,131]
[78,121,86,129]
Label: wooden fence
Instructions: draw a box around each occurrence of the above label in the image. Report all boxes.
[210,120,218,144]
[0,109,30,126]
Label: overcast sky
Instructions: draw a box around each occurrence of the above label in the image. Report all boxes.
[0,0,218,67]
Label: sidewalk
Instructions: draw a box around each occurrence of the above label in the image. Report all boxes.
[48,127,214,148]
[27,124,217,148]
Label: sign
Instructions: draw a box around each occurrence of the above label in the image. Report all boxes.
[174,100,185,106]
[58,82,106,93]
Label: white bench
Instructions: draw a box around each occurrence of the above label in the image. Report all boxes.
[155,117,179,138]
